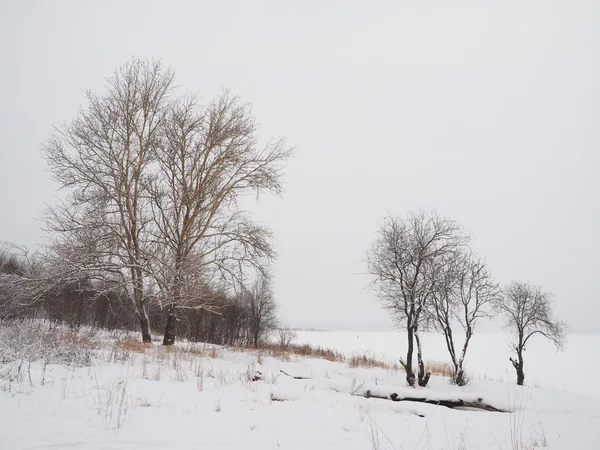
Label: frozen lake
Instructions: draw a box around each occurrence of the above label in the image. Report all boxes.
[295,330,600,398]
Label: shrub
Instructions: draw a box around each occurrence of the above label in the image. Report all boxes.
[0,321,99,366]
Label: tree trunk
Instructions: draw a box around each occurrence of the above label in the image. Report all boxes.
[163,269,183,347]
[134,296,152,344]
[74,292,85,329]
[509,351,525,386]
[404,328,416,387]
[414,329,430,387]
[163,304,177,346]
[454,366,466,386]
[139,313,152,344]
[132,267,152,343]
[453,329,472,386]
[516,350,524,386]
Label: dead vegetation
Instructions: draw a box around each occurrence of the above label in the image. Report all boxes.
[348,353,399,370]
[182,344,223,359]
[114,338,147,353]
[232,343,456,380]
[0,321,458,387]
[425,360,454,377]
[0,321,100,366]
[247,342,344,363]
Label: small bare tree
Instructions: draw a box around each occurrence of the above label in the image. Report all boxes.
[43,58,175,342]
[495,282,567,385]
[429,253,500,385]
[366,211,467,387]
[277,325,297,349]
[149,92,291,345]
[243,275,278,347]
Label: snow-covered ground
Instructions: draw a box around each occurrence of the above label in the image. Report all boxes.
[1,325,598,449]
[294,330,600,399]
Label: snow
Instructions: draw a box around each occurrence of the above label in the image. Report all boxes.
[294,330,600,399]
[1,328,599,449]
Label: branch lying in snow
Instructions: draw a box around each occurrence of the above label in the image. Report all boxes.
[361,390,508,412]
[279,370,311,380]
[272,371,508,413]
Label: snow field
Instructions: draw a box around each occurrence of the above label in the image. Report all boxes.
[294,330,600,399]
[0,325,599,449]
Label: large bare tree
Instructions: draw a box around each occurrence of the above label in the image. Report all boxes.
[428,252,500,385]
[366,211,467,387]
[43,58,175,343]
[149,93,291,345]
[495,282,566,385]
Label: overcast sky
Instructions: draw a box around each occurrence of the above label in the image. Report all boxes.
[1,1,599,332]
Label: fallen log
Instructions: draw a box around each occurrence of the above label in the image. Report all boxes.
[279,370,311,380]
[363,390,508,412]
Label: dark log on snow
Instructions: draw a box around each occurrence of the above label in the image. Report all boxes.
[274,372,506,412]
[363,390,508,412]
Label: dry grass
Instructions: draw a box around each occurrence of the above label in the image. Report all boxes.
[263,347,292,362]
[348,355,453,377]
[173,340,453,382]
[253,342,344,363]
[289,343,343,361]
[425,360,454,377]
[348,353,398,370]
[59,330,103,350]
[208,347,221,359]
[114,338,147,353]
[252,343,402,372]
[181,344,223,359]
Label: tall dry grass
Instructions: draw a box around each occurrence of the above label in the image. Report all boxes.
[247,342,344,363]
[425,360,454,377]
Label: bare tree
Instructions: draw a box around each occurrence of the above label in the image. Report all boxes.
[366,211,467,387]
[242,275,278,347]
[495,282,567,385]
[43,58,175,343]
[428,252,500,385]
[277,325,297,349]
[149,92,291,345]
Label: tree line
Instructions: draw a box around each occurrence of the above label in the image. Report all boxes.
[0,249,277,347]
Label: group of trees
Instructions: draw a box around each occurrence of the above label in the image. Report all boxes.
[0,249,279,348]
[1,58,291,347]
[367,211,566,386]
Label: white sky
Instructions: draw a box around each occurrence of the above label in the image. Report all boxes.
[1,1,599,331]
